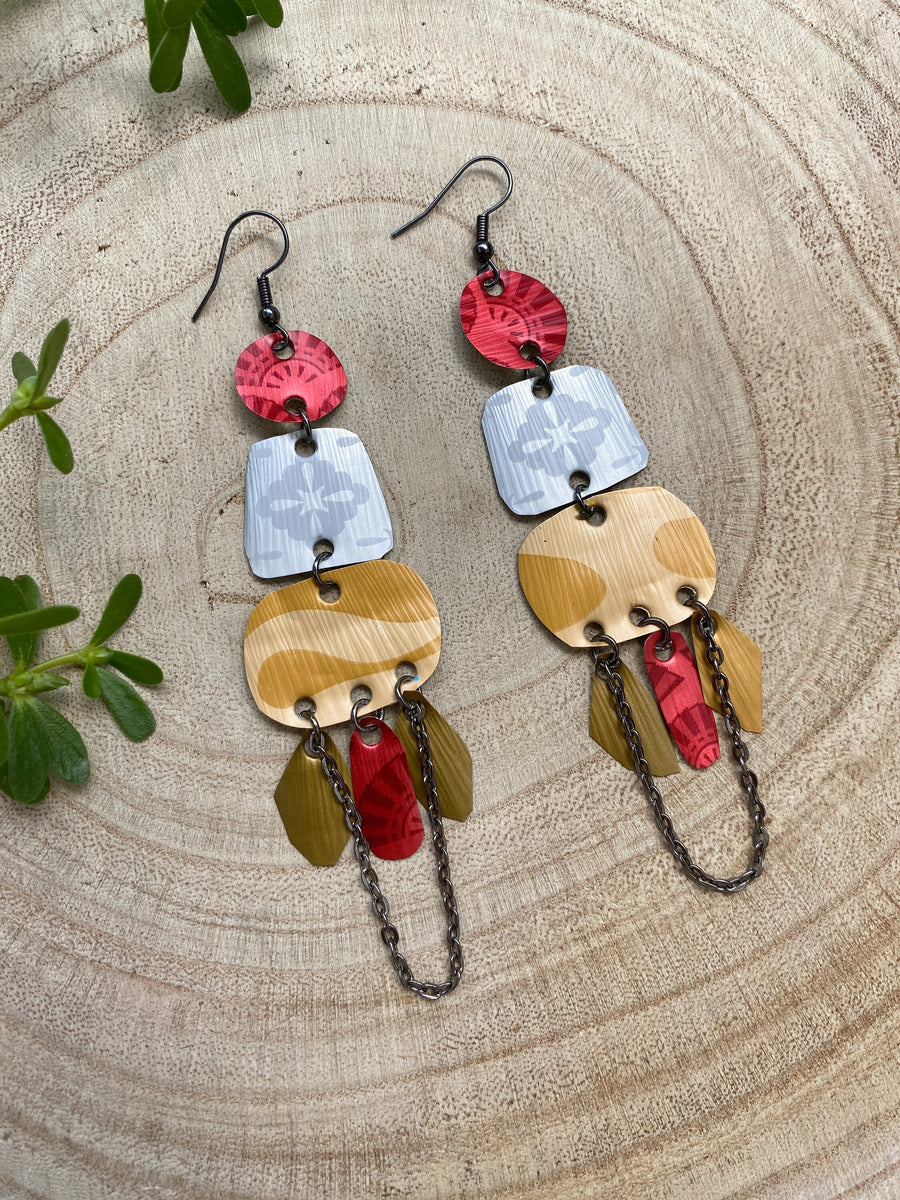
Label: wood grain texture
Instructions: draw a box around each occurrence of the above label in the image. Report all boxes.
[2,0,900,1196]
[519,487,716,645]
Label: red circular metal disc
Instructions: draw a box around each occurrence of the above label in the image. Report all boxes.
[234,330,347,423]
[459,270,567,368]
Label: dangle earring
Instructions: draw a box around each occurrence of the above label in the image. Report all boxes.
[193,211,470,997]
[392,160,769,894]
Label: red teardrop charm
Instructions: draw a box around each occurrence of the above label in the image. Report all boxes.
[349,719,424,860]
[459,270,567,368]
[643,631,720,769]
[235,330,348,423]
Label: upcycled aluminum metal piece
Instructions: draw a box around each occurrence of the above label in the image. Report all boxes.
[244,427,393,578]
[482,363,649,516]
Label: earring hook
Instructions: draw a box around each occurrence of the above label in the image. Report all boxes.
[390,156,513,282]
[191,210,291,350]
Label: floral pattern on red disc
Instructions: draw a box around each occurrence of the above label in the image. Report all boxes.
[459,270,568,368]
[643,631,720,770]
[234,330,348,423]
[349,719,424,860]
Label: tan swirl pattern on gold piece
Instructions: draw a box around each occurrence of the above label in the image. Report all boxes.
[518,487,717,645]
[244,560,441,728]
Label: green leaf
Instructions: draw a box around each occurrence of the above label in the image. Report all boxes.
[250,0,282,25]
[11,575,41,668]
[193,12,251,111]
[11,354,36,386]
[14,576,40,610]
[91,575,142,645]
[203,0,248,36]
[0,576,34,668]
[0,759,49,805]
[149,24,191,92]
[82,663,101,699]
[164,0,204,24]
[145,0,166,56]
[30,394,65,412]
[97,669,156,741]
[29,674,70,694]
[35,412,74,474]
[7,698,49,804]
[0,704,7,766]
[107,651,164,686]
[32,700,90,785]
[0,605,79,637]
[34,319,70,396]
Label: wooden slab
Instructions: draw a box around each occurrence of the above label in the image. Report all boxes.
[244,560,441,728]
[3,4,900,1198]
[519,486,716,646]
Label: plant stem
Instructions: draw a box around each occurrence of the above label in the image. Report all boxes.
[0,403,22,433]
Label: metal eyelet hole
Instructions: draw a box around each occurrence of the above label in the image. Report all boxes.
[295,435,317,458]
[583,622,604,644]
[351,684,372,705]
[532,379,553,399]
[283,396,306,417]
[653,640,674,662]
[360,723,382,746]
[677,585,698,607]
[629,607,649,627]
[318,582,340,603]
[313,538,334,557]
[570,470,590,492]
[484,277,504,296]
[273,339,295,361]
[395,661,418,681]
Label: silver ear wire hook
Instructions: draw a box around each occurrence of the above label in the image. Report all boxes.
[191,210,292,351]
[390,155,513,283]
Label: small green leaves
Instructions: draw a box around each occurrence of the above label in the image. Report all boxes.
[34,320,70,396]
[0,574,161,805]
[90,574,142,645]
[7,699,49,804]
[0,606,79,637]
[145,0,281,111]
[97,669,156,741]
[11,354,36,385]
[3,320,73,472]
[149,22,191,92]
[193,12,251,111]
[82,664,101,699]
[248,0,282,26]
[35,413,74,474]
[107,651,164,686]
[32,701,90,785]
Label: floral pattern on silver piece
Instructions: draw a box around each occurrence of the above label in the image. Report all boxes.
[244,428,393,578]
[481,363,649,516]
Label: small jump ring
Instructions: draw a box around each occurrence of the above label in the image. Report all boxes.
[350,697,384,733]
[395,673,418,706]
[297,707,324,753]
[269,324,292,354]
[632,607,673,650]
[678,585,713,622]
[478,260,502,289]
[296,411,315,444]
[311,548,336,592]
[587,629,620,666]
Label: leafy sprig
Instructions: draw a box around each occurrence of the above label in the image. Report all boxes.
[146,0,284,113]
[1,321,73,473]
[0,575,163,805]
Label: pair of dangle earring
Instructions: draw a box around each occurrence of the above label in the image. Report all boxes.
[392,157,769,894]
[193,211,471,998]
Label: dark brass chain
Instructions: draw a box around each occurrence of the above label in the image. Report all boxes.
[303,702,463,999]
[593,596,769,893]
